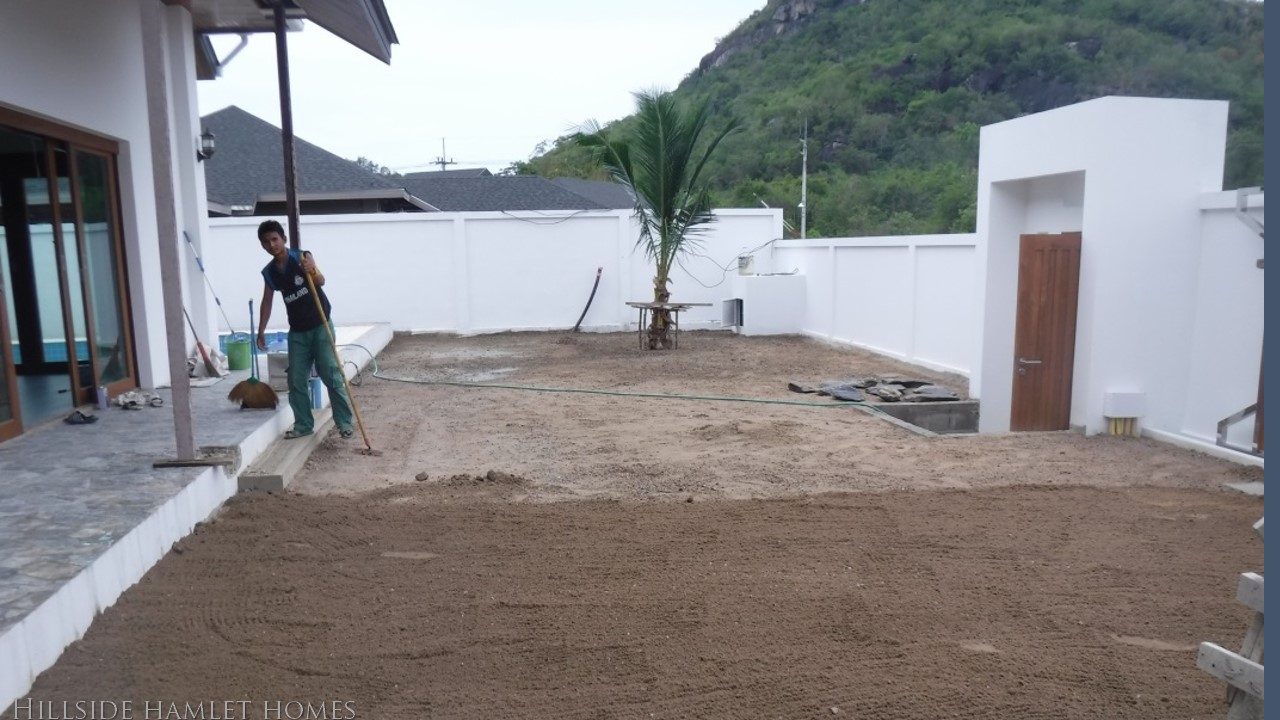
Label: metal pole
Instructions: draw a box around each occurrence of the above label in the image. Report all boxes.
[273,1,302,250]
[800,120,808,240]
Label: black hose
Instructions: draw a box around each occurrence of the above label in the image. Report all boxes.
[572,267,603,332]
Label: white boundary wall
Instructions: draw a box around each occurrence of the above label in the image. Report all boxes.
[770,235,978,376]
[1179,192,1264,449]
[204,209,784,335]
[972,97,1262,463]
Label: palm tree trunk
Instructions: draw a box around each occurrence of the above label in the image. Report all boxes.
[648,277,672,350]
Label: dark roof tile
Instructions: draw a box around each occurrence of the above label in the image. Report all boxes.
[552,177,635,209]
[403,168,492,179]
[400,176,610,212]
[200,105,397,209]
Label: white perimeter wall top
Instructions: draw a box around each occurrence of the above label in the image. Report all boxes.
[206,209,783,336]
[974,96,1230,435]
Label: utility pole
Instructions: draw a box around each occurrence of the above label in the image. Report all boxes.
[799,120,808,240]
[433,138,457,172]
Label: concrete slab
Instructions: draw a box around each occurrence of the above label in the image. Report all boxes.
[238,409,333,493]
[1224,481,1264,497]
[874,400,980,434]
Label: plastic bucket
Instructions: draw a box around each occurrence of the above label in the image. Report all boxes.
[225,336,251,371]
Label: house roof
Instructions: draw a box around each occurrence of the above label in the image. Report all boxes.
[187,0,398,64]
[201,107,626,214]
[201,105,402,210]
[404,168,493,179]
[551,177,635,210]
[400,176,612,212]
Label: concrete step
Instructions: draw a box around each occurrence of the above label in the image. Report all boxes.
[238,408,333,493]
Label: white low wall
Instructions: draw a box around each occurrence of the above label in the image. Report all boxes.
[1179,193,1264,448]
[771,234,979,376]
[205,186,1261,465]
[203,209,784,336]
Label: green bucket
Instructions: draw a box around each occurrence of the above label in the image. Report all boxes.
[225,335,251,371]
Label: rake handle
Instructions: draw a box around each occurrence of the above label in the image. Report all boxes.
[302,252,373,452]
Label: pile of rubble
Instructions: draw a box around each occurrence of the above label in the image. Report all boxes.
[788,376,960,403]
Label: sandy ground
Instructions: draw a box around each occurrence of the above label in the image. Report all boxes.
[23,331,1264,719]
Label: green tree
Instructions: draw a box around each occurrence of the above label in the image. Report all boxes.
[575,89,739,349]
[530,0,1263,238]
[352,156,400,177]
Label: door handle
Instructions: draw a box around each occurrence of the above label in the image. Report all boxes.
[1018,358,1042,365]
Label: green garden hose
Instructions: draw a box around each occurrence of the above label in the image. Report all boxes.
[336,343,884,413]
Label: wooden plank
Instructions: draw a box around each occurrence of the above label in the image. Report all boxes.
[153,457,236,469]
[1237,573,1264,613]
[1198,642,1265,699]
[1227,691,1264,720]
[1228,613,1264,705]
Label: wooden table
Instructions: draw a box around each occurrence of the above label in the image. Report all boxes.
[625,301,712,349]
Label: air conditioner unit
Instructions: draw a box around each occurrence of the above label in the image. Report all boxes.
[721,298,743,327]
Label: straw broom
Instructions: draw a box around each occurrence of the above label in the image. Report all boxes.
[228,299,277,409]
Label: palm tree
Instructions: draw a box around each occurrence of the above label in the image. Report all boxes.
[575,89,739,349]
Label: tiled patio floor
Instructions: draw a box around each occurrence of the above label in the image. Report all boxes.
[0,324,391,711]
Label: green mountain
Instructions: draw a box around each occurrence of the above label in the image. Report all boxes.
[514,0,1264,237]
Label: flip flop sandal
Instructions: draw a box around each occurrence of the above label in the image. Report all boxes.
[284,428,313,440]
[64,410,98,425]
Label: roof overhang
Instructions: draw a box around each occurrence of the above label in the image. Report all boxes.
[207,199,235,216]
[256,187,440,212]
[182,0,398,64]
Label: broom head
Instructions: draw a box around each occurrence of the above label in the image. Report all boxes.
[228,377,278,409]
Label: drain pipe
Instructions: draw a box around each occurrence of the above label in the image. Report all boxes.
[572,267,603,332]
[215,34,251,76]
[213,33,250,77]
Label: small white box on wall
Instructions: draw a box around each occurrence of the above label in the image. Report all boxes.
[1103,391,1146,418]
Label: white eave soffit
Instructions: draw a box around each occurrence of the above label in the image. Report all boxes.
[183,0,397,64]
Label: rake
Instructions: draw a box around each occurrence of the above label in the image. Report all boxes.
[302,252,379,456]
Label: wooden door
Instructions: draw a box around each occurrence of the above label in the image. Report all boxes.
[1011,232,1081,431]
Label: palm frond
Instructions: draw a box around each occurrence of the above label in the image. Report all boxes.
[574,88,739,294]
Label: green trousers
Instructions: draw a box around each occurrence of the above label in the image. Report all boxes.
[287,322,353,434]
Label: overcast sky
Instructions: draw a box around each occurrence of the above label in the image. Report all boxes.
[196,0,765,174]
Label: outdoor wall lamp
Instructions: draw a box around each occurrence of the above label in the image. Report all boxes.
[197,129,216,161]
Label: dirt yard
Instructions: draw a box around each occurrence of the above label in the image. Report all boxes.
[26,331,1264,718]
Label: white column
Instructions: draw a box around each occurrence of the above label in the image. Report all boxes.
[140,0,195,459]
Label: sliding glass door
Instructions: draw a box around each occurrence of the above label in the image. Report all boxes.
[0,108,134,439]
[74,149,132,393]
